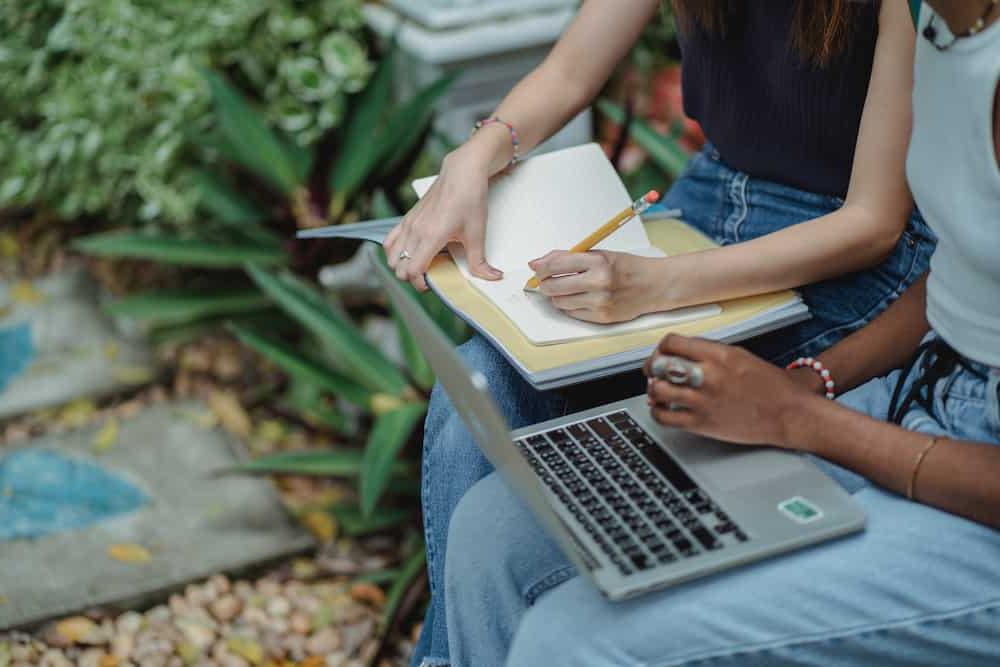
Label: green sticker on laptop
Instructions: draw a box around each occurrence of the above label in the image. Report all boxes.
[778,496,823,524]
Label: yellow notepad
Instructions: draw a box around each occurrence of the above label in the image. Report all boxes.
[426,217,807,389]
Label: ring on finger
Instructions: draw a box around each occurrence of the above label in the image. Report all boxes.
[398,249,412,261]
[652,355,704,388]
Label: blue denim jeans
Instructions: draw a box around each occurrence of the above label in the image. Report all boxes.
[445,333,1000,666]
[411,145,935,667]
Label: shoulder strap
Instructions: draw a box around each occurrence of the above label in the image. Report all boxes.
[909,0,922,28]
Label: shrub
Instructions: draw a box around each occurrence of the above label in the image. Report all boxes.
[0,0,371,226]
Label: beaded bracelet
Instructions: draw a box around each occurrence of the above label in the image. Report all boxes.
[473,117,520,169]
[786,357,836,399]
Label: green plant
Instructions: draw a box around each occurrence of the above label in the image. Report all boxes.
[1,0,372,227]
[75,44,466,522]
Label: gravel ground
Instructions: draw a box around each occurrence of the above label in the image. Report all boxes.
[0,545,421,667]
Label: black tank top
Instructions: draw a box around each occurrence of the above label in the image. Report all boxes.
[678,2,879,197]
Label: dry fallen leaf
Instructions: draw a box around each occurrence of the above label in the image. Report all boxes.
[226,637,263,665]
[107,543,152,564]
[0,232,19,258]
[99,655,120,667]
[103,341,120,361]
[301,510,338,543]
[58,398,97,429]
[10,281,44,305]
[370,393,404,416]
[300,657,325,667]
[208,390,252,438]
[350,582,386,607]
[54,616,99,643]
[112,365,155,385]
[92,417,119,454]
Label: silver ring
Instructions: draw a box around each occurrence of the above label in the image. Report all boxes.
[398,249,412,261]
[651,355,704,388]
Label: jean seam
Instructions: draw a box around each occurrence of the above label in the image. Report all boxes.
[421,442,437,596]
[723,173,749,242]
[646,598,1000,667]
[523,565,577,606]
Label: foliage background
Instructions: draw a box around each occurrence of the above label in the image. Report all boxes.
[0,0,372,227]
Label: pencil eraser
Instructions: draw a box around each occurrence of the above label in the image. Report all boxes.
[644,190,660,204]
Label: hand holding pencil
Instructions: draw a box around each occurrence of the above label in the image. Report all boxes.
[524,190,661,291]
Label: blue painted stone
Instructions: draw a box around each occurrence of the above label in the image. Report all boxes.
[0,448,149,540]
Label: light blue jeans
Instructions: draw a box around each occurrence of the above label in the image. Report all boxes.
[444,334,1000,666]
[412,145,935,667]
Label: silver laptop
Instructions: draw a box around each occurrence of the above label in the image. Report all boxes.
[369,247,865,600]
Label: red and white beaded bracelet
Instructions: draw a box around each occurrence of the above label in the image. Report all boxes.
[786,357,836,399]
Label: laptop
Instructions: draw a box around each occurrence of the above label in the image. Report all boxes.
[369,246,865,600]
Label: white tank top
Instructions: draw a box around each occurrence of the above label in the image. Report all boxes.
[907,7,1000,366]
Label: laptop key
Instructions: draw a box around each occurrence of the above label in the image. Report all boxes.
[630,553,650,570]
[586,418,615,439]
[691,526,722,551]
[548,428,571,444]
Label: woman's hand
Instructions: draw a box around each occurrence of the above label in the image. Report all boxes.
[530,250,669,323]
[385,145,503,291]
[643,334,820,447]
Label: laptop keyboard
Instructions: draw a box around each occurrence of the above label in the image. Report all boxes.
[515,410,748,577]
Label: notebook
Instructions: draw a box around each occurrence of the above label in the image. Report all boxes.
[299,146,810,390]
[410,144,721,345]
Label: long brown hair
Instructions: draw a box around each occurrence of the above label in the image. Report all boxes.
[672,1,857,67]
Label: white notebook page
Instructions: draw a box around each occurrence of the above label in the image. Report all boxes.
[413,144,720,345]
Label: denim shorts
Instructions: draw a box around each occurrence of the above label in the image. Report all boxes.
[662,144,936,365]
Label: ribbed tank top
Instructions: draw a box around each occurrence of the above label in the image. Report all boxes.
[907,7,1000,367]
[677,2,879,197]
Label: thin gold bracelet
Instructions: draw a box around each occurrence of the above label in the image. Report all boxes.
[907,436,942,501]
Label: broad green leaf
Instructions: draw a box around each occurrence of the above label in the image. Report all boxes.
[193,170,265,225]
[107,289,271,327]
[328,40,398,215]
[279,376,353,435]
[329,504,413,536]
[75,232,284,267]
[360,402,425,516]
[233,449,365,476]
[201,69,301,194]
[369,246,434,389]
[374,72,458,179]
[147,308,291,346]
[279,131,314,184]
[353,569,400,585]
[246,263,409,395]
[392,299,435,391]
[294,395,353,435]
[228,322,373,409]
[596,98,690,178]
[382,543,427,629]
[370,189,398,219]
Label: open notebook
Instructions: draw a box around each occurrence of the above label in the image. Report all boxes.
[298,144,810,390]
[412,144,721,345]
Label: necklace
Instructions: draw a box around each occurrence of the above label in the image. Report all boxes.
[923,0,999,51]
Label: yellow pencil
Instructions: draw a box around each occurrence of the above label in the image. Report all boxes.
[524,190,660,291]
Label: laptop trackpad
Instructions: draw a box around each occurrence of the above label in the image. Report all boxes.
[669,434,808,490]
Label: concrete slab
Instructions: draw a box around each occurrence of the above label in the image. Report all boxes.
[0,401,313,630]
[0,266,154,419]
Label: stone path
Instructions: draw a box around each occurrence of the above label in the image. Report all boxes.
[0,401,312,631]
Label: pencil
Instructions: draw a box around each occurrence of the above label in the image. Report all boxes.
[524,190,661,291]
